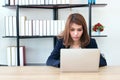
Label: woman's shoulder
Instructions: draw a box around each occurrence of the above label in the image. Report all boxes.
[57,38,63,43]
[90,38,96,42]
[86,38,98,48]
[55,38,65,48]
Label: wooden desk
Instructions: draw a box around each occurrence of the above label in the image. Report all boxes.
[0,66,120,80]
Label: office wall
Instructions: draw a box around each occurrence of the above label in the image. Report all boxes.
[0,0,120,66]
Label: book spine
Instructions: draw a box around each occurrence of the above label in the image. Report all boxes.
[36,20,40,36]
[88,0,92,4]
[7,47,12,66]
[5,16,9,36]
[11,47,17,66]
[32,20,36,36]
[28,20,33,36]
[46,20,50,36]
[20,46,26,66]
[43,20,47,36]
[5,0,10,5]
[39,20,43,36]
[25,20,29,36]
[20,16,26,36]
[13,16,17,36]
[9,16,13,36]
[50,20,54,36]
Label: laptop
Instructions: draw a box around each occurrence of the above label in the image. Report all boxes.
[60,49,100,72]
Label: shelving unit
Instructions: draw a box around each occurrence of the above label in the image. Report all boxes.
[3,3,107,66]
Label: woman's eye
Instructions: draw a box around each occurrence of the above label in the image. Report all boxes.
[70,29,74,31]
[78,29,82,31]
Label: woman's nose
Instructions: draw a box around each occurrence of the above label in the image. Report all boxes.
[74,31,78,35]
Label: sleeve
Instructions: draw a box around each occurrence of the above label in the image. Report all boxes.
[46,39,63,68]
[99,54,107,67]
[88,38,107,67]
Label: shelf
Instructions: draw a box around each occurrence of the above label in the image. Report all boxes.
[0,64,8,66]
[19,36,55,39]
[91,35,107,37]
[3,36,56,38]
[2,36,17,38]
[3,35,107,38]
[3,4,107,9]
[91,4,107,7]
[25,63,46,66]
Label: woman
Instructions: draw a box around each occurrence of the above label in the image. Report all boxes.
[46,13,107,67]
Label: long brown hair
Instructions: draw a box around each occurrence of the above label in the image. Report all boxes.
[58,13,90,48]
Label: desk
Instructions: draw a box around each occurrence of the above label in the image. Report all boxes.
[0,66,120,80]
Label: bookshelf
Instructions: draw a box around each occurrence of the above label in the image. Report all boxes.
[3,2,107,66]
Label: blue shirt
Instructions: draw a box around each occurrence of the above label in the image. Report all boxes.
[46,38,107,67]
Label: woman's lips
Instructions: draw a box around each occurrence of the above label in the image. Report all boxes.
[73,37,79,39]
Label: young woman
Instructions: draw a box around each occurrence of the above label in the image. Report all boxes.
[46,13,107,67]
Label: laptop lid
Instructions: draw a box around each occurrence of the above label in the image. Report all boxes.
[60,49,100,72]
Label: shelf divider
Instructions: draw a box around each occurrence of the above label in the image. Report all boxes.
[16,5,20,66]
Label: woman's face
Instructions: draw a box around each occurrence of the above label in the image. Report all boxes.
[70,23,83,42]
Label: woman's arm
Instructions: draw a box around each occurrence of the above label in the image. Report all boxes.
[46,39,64,67]
[99,54,107,67]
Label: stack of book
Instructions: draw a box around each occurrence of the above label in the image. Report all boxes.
[5,16,66,36]
[7,46,25,66]
[5,0,70,5]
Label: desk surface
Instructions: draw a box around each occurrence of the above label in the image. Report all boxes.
[0,66,120,80]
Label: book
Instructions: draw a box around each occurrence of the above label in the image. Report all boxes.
[54,20,58,35]
[36,20,40,36]
[7,47,12,66]
[13,16,17,36]
[53,0,57,4]
[39,20,43,36]
[20,16,26,36]
[61,20,65,31]
[25,20,29,36]
[5,16,9,36]
[5,0,10,5]
[7,46,26,66]
[20,46,26,66]
[32,20,36,36]
[28,20,33,36]
[50,20,54,35]
[43,20,47,36]
[29,0,33,5]
[57,20,62,34]
[46,20,50,36]
[10,0,15,5]
[41,0,45,4]
[57,0,61,4]
[9,16,13,36]
[11,47,17,66]
[25,0,29,5]
[49,0,53,4]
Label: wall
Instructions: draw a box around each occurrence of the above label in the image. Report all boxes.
[0,0,120,66]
